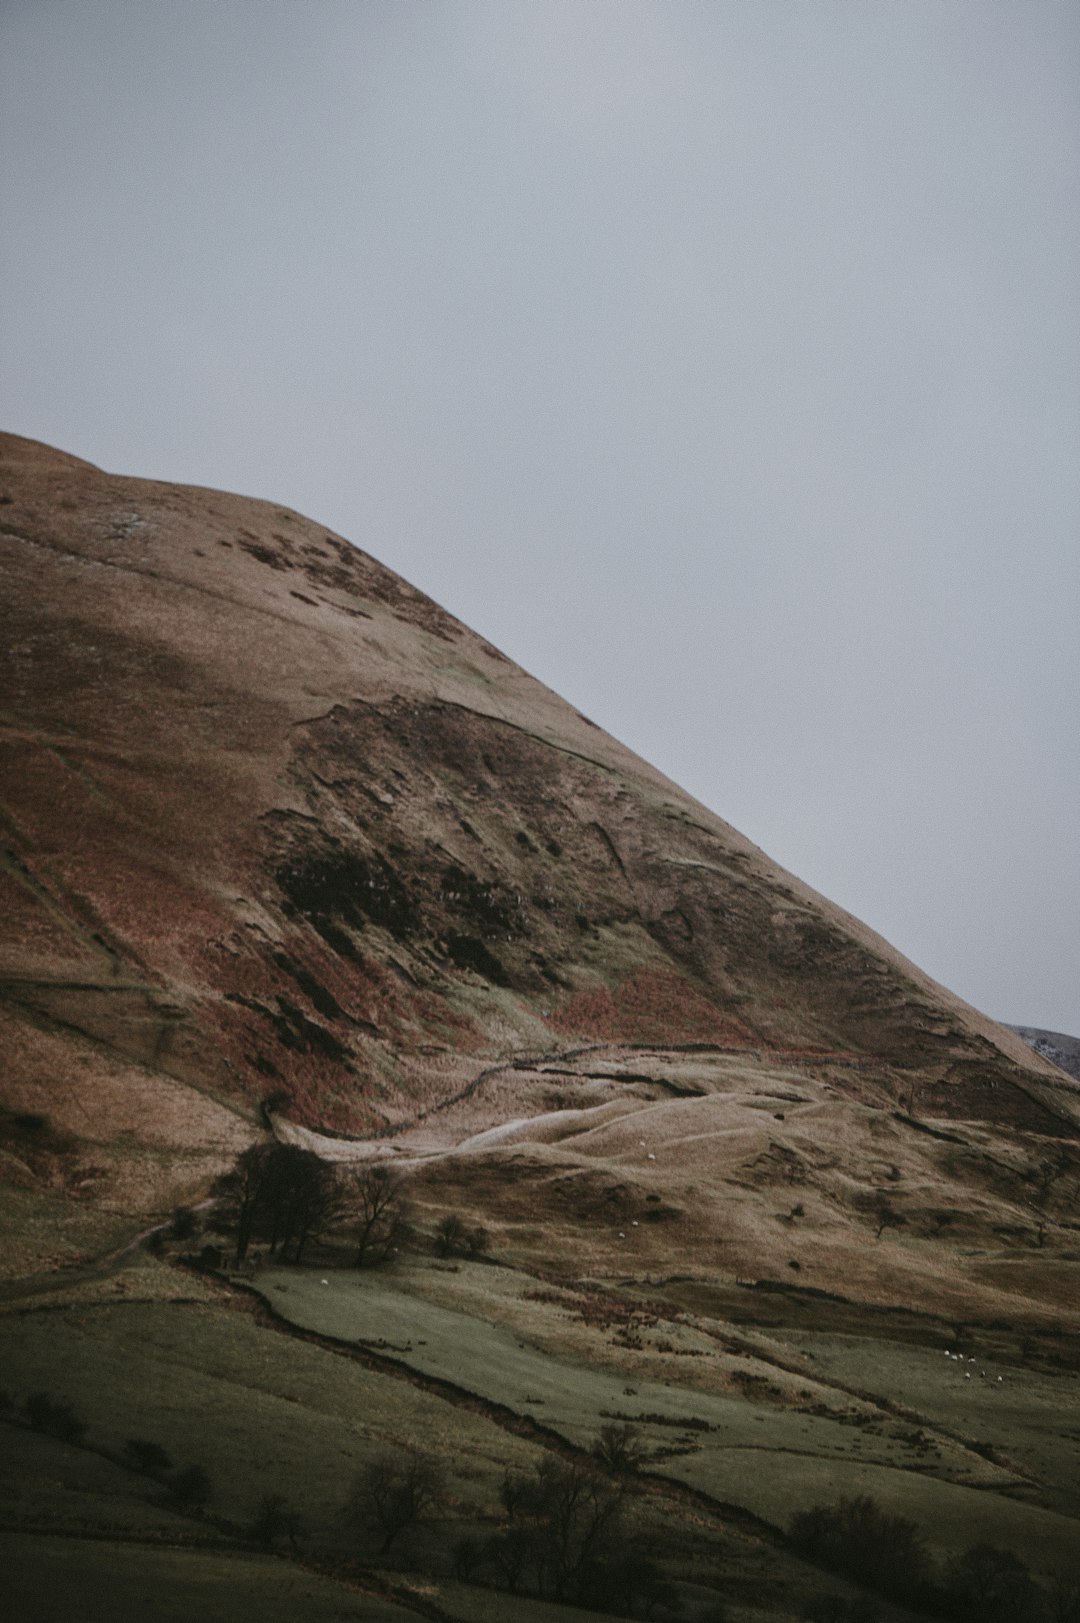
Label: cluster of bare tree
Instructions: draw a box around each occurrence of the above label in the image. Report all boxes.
[218,1143,338,1265]
[216,1144,408,1268]
[790,1495,1080,1623]
[480,1444,673,1615]
[338,1427,672,1616]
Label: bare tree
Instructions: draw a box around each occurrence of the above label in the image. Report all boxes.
[533,1455,625,1602]
[216,1143,279,1265]
[465,1224,490,1258]
[348,1165,408,1267]
[498,1455,626,1604]
[263,1146,342,1262]
[344,1449,443,1554]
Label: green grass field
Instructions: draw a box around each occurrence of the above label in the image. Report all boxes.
[2,1235,1077,1621]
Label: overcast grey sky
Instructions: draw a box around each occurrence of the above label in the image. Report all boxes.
[2,1,1077,1034]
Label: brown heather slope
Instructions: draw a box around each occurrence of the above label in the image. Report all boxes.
[1,431,1078,1321]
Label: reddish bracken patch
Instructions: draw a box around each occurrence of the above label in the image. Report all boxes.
[546,966,756,1046]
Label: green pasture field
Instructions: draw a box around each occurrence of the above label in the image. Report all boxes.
[4,1244,1078,1618]
[0,1267,860,1621]
[254,1257,1080,1578]
[780,1328,1080,1517]
[0,1291,546,1536]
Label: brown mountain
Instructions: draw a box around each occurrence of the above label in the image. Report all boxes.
[1,430,1078,1326]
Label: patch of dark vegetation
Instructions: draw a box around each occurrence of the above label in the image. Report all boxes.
[250,1491,303,1552]
[166,1462,213,1509]
[249,1051,281,1078]
[790,1495,928,1608]
[313,918,364,963]
[277,843,421,945]
[891,1112,967,1145]
[789,1496,1075,1623]
[124,1438,173,1474]
[601,1410,713,1431]
[273,998,347,1060]
[227,992,347,1061]
[0,1107,77,1179]
[445,932,511,987]
[434,1213,490,1260]
[23,1391,87,1443]
[237,539,292,571]
[271,950,343,1020]
[923,1064,1076,1139]
[439,863,526,934]
[740,1278,853,1304]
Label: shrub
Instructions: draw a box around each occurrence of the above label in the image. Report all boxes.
[591,1421,645,1473]
[465,1224,490,1258]
[944,1543,1040,1622]
[167,1463,212,1509]
[435,1214,465,1257]
[24,1391,55,1430]
[789,1495,929,1604]
[22,1392,86,1443]
[250,1492,302,1551]
[435,1214,489,1259]
[48,1402,87,1444]
[125,1438,172,1474]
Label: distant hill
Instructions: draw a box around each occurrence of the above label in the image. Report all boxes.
[1008,1026,1080,1084]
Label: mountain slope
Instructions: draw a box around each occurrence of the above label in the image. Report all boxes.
[1,432,1078,1323]
[3,433,1080,1620]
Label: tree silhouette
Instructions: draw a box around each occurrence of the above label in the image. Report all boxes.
[217,1142,340,1264]
[945,1543,1039,1622]
[789,1495,929,1604]
[167,1463,212,1510]
[349,1165,408,1267]
[435,1213,465,1257]
[498,1455,626,1604]
[250,1491,303,1552]
[344,1449,443,1554]
[591,1421,645,1474]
